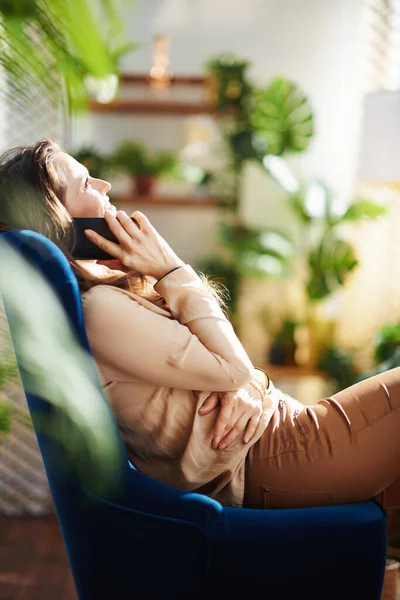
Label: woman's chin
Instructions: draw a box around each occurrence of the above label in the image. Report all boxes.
[105,204,117,216]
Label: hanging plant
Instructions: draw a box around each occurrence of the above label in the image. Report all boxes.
[251,77,314,156]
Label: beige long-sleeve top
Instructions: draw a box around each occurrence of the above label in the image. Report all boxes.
[82,265,278,507]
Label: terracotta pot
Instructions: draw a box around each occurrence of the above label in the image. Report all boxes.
[381,559,399,600]
[135,175,156,196]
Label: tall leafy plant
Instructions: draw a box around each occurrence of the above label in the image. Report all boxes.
[199,52,385,366]
[197,53,315,319]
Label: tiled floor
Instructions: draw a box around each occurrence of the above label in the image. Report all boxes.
[0,514,77,600]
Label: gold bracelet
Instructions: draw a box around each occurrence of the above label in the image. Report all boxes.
[254,367,270,390]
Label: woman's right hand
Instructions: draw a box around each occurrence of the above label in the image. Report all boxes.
[84,209,185,280]
[199,382,265,450]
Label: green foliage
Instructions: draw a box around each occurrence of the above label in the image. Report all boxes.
[318,345,358,392]
[252,77,314,156]
[373,322,400,364]
[268,318,299,366]
[202,50,385,326]
[0,353,20,436]
[340,199,387,223]
[0,0,136,113]
[218,223,296,278]
[289,181,336,225]
[111,141,178,178]
[205,51,253,114]
[307,234,358,301]
[273,319,299,345]
[73,146,109,179]
[287,182,386,302]
[0,401,11,435]
[0,355,19,388]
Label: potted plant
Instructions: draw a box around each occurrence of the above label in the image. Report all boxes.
[72,146,109,180]
[111,140,178,196]
[267,318,299,366]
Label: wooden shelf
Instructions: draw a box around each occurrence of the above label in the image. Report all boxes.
[112,194,234,208]
[260,364,326,379]
[120,73,207,86]
[88,98,222,116]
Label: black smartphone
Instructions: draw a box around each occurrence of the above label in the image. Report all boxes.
[69,217,138,260]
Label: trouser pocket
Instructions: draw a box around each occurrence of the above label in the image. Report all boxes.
[261,485,335,509]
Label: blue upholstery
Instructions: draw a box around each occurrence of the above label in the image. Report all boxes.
[0,230,388,600]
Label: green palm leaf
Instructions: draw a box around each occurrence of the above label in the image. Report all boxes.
[0,0,135,113]
[251,77,314,156]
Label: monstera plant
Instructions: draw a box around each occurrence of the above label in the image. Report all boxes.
[197,53,316,320]
[199,52,385,368]
[288,181,386,303]
[251,77,314,156]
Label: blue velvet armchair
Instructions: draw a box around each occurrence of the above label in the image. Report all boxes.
[0,230,388,600]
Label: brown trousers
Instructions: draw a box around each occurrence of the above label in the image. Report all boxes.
[243,367,400,509]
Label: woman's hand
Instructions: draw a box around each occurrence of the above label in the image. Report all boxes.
[84,210,184,279]
[199,382,264,450]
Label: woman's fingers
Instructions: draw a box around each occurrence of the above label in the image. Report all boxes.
[212,400,235,449]
[198,392,219,415]
[218,412,249,449]
[104,210,134,245]
[84,229,121,259]
[243,413,262,445]
[131,210,150,231]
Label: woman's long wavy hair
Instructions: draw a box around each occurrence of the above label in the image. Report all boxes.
[0,139,165,305]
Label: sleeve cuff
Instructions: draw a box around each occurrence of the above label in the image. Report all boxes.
[154,264,204,295]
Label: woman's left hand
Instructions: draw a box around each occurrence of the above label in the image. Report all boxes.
[199,384,264,450]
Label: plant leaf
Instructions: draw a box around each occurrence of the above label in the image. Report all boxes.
[307,234,358,301]
[340,199,387,222]
[252,76,314,156]
[0,0,136,113]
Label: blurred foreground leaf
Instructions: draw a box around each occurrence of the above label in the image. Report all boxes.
[0,238,124,495]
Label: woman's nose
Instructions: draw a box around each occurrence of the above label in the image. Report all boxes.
[95,178,111,194]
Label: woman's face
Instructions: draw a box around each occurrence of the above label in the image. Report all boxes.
[55,152,116,218]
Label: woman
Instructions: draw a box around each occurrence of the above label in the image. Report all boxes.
[0,138,399,510]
